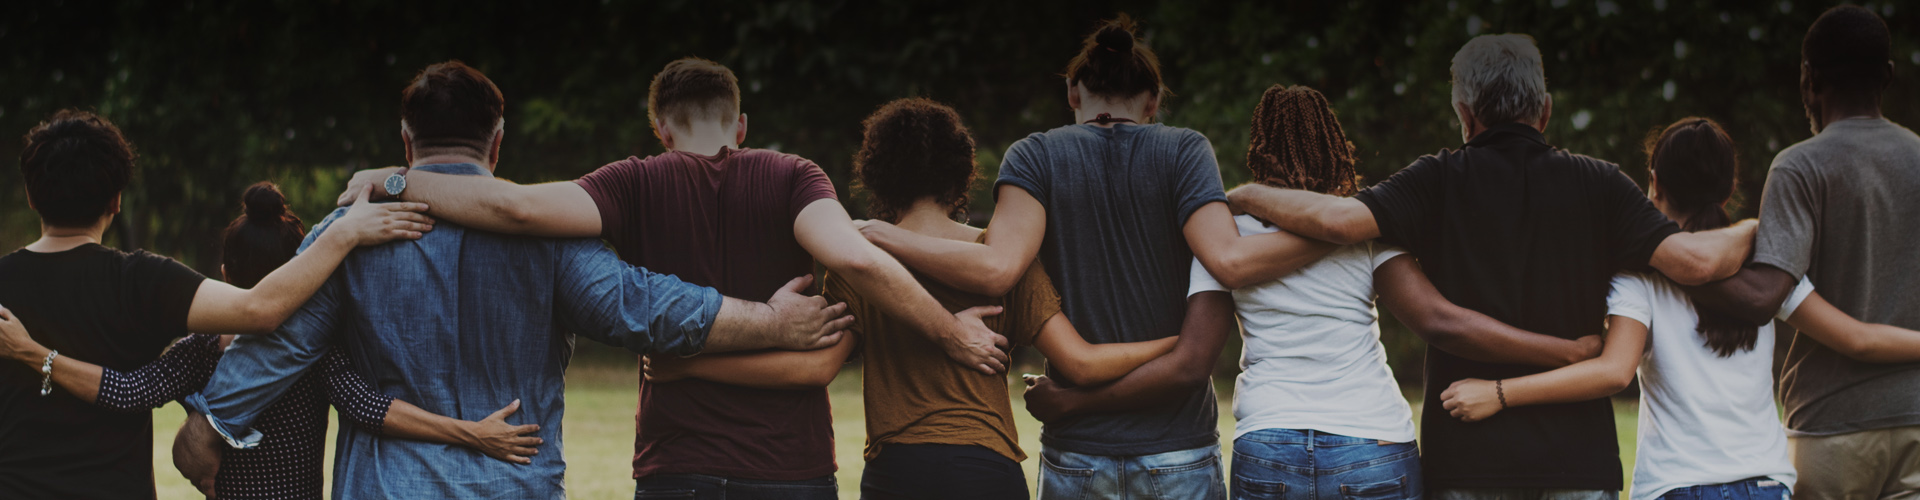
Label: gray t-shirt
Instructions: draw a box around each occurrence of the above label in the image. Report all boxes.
[996,123,1227,456]
[1753,117,1920,436]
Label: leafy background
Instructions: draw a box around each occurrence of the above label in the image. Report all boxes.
[4,0,1916,383]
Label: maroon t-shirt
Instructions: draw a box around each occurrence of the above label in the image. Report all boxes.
[575,147,838,480]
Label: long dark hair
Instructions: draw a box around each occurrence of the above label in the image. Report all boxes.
[221,182,306,287]
[1645,117,1752,356]
[1246,85,1361,196]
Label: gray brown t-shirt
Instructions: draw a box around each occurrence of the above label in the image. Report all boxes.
[1753,117,1920,436]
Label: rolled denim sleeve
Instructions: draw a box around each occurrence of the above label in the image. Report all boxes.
[554,239,722,356]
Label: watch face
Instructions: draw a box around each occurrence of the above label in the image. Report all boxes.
[384,173,406,197]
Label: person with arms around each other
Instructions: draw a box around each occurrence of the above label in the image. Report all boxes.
[1228,35,1756,500]
[1683,6,1920,498]
[0,109,435,499]
[0,181,536,499]
[333,56,1011,500]
[1196,85,1608,500]
[173,60,851,499]
[1440,116,1920,500]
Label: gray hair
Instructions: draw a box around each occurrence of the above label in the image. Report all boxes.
[1450,34,1548,128]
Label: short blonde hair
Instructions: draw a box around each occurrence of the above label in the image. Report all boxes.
[647,58,741,131]
[1450,34,1548,127]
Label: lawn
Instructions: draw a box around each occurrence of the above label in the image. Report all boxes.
[151,359,1642,499]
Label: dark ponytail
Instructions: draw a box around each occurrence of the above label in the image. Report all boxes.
[1063,14,1168,101]
[221,182,306,288]
[1645,117,1751,357]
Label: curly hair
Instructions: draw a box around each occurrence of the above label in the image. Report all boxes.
[852,98,977,224]
[1245,85,1360,196]
[19,109,136,227]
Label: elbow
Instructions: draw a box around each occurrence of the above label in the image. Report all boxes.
[1322,223,1370,247]
[1050,360,1099,388]
[240,302,284,334]
[972,260,1025,298]
[1207,254,1258,290]
[1667,258,1717,287]
[1601,371,1635,395]
[1404,308,1466,348]
[797,366,841,389]
[493,193,542,231]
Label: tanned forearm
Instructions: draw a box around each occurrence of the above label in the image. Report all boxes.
[1651,220,1756,286]
[858,186,1047,296]
[1683,264,1797,327]
[648,336,855,390]
[1183,202,1338,289]
[1050,291,1235,416]
[185,230,356,334]
[9,344,105,403]
[398,171,602,238]
[1226,184,1379,246]
[1032,313,1180,387]
[1374,255,1598,368]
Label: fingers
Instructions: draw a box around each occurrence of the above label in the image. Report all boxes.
[777,275,815,296]
[1441,398,1460,411]
[809,330,847,350]
[818,314,855,336]
[958,305,1004,319]
[508,434,542,445]
[353,183,373,205]
[819,302,849,319]
[387,210,436,225]
[990,331,1010,350]
[486,399,522,421]
[979,352,1007,375]
[1439,386,1458,401]
[1022,374,1042,387]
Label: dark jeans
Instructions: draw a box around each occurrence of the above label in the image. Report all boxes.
[1232,428,1422,500]
[1656,478,1790,500]
[861,443,1029,500]
[634,473,838,500]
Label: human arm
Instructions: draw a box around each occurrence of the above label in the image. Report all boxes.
[186,187,434,334]
[1648,219,1758,286]
[1440,313,1650,422]
[1683,264,1799,327]
[1182,202,1338,289]
[855,185,1047,297]
[337,166,602,238]
[1029,313,1179,387]
[643,332,859,391]
[1373,255,1600,367]
[553,237,852,356]
[181,272,348,449]
[1022,290,1236,422]
[1226,183,1380,246]
[797,198,1010,374]
[1787,290,1920,364]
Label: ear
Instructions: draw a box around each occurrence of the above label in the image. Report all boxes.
[219,264,228,283]
[655,119,676,150]
[1534,94,1553,132]
[107,193,122,216]
[1455,102,1479,142]
[1066,79,1082,110]
[1882,60,1896,93]
[735,113,748,146]
[1647,171,1663,202]
[1143,93,1161,122]
[488,128,504,168]
[400,124,415,165]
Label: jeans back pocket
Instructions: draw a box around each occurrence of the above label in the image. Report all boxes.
[1340,476,1406,500]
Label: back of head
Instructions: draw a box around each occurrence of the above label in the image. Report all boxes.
[18,110,135,228]
[1246,85,1360,196]
[1803,4,1893,100]
[648,58,741,133]
[1063,14,1168,101]
[1451,34,1549,127]
[221,182,305,288]
[1645,117,1752,356]
[401,61,505,160]
[853,97,977,224]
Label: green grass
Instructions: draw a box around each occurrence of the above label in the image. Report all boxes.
[151,363,1642,499]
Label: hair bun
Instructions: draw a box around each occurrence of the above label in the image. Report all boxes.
[241,181,290,222]
[1095,25,1135,53]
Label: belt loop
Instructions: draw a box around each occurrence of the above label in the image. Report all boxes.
[1306,429,1315,451]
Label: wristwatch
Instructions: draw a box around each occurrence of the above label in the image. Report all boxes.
[384,167,410,198]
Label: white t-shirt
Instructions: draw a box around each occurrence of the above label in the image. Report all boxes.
[1189,214,1416,443]
[1614,272,1814,499]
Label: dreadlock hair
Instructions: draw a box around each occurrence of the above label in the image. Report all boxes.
[1644,117,1752,357]
[1245,85,1360,196]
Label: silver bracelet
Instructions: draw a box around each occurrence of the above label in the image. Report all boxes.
[39,350,58,397]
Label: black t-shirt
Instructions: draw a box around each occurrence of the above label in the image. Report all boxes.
[0,243,205,499]
[1355,124,1678,490]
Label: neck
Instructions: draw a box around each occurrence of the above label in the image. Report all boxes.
[895,197,969,234]
[28,222,107,252]
[1074,98,1151,127]
[668,122,739,156]
[410,152,490,169]
[1820,102,1882,131]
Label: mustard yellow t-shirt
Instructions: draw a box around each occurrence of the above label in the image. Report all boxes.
[823,243,1061,463]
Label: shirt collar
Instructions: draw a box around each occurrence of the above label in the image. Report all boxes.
[1465,122,1550,149]
[413,162,493,177]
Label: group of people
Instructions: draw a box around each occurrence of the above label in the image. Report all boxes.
[2,4,1917,500]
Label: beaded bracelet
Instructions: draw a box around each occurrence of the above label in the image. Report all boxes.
[39,350,58,396]
[1495,379,1508,410]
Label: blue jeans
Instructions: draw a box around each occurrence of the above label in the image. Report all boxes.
[1656,478,1789,500]
[1039,444,1226,500]
[1231,429,1422,500]
[634,474,838,500]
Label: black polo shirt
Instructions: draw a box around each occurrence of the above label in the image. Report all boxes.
[1355,123,1678,490]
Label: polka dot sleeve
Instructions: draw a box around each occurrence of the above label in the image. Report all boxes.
[317,348,393,435]
[95,334,223,411]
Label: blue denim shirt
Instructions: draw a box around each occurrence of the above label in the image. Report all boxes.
[183,163,722,499]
